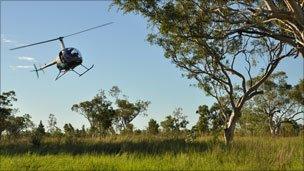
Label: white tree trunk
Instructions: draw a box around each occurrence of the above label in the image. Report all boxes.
[224,111,240,144]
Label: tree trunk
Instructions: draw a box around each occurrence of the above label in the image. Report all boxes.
[268,115,281,136]
[275,123,281,135]
[268,116,276,136]
[224,111,240,145]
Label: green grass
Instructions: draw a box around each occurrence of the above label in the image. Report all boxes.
[0,135,303,170]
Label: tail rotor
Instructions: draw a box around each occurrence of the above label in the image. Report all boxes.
[31,64,40,78]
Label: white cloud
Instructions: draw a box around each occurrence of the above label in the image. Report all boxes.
[18,56,36,62]
[3,38,13,43]
[1,35,25,46]
[9,65,33,70]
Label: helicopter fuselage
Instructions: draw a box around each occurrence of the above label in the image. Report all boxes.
[56,47,83,71]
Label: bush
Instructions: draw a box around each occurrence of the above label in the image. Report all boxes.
[30,130,43,147]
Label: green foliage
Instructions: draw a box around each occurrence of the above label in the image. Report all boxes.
[112,0,299,144]
[30,121,46,147]
[63,123,75,135]
[161,108,189,134]
[47,114,59,134]
[120,123,134,135]
[192,103,229,137]
[22,114,34,131]
[6,116,26,137]
[161,116,175,133]
[72,90,115,135]
[63,124,76,145]
[289,79,304,105]
[147,119,159,135]
[114,99,150,132]
[36,121,46,136]
[193,105,210,135]
[30,130,43,147]
[0,91,17,138]
[281,120,300,137]
[251,72,303,135]
[238,109,269,136]
[72,86,150,135]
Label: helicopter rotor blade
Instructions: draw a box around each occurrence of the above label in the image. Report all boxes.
[10,38,60,50]
[31,64,39,78]
[10,22,114,51]
[63,22,114,38]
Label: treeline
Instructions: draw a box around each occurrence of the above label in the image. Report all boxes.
[0,74,303,145]
[0,86,189,142]
[193,72,304,137]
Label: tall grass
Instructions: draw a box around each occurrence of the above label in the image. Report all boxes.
[0,135,303,170]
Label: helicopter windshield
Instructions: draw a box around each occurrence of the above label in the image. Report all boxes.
[60,48,82,59]
[69,48,82,59]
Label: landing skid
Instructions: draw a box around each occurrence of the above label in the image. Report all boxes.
[72,64,94,77]
[55,64,94,81]
[55,70,68,80]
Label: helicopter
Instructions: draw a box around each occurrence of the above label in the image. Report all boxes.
[10,22,113,80]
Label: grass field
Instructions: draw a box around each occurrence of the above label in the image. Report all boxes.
[0,135,303,170]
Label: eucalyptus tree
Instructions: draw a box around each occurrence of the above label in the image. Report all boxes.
[194,105,210,134]
[47,114,58,134]
[6,115,26,137]
[160,108,189,134]
[0,91,17,139]
[252,73,303,135]
[289,79,304,105]
[71,90,116,135]
[247,0,304,56]
[113,98,150,132]
[108,86,150,132]
[112,0,299,144]
[147,119,159,135]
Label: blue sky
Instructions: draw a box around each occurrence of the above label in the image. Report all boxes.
[1,1,303,130]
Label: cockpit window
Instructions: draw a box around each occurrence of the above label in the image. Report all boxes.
[71,48,81,57]
[63,48,82,58]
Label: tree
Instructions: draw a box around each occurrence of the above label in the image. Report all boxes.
[194,105,210,135]
[238,108,269,136]
[114,99,150,132]
[63,123,75,135]
[47,114,58,134]
[72,90,116,135]
[193,103,230,135]
[112,0,299,144]
[0,91,17,139]
[30,120,45,147]
[108,86,150,132]
[280,119,301,136]
[289,79,304,105]
[4,113,34,138]
[161,108,189,134]
[114,0,304,55]
[147,119,159,135]
[121,123,134,134]
[6,116,26,137]
[242,0,304,56]
[252,72,303,135]
[161,115,175,133]
[109,86,122,99]
[36,120,46,135]
[22,114,35,131]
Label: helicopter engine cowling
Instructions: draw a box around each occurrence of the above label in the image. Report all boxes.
[57,47,83,70]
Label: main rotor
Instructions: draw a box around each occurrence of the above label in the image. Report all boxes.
[10,22,114,50]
